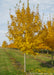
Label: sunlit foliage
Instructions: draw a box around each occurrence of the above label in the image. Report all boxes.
[7,0,42,55]
[2,41,8,48]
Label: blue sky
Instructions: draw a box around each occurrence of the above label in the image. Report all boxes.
[0,0,54,46]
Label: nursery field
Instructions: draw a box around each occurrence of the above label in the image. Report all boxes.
[0,48,54,75]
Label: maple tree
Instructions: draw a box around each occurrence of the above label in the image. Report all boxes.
[7,0,42,72]
[37,18,54,65]
[7,0,42,55]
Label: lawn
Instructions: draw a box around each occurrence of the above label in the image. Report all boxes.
[0,48,54,75]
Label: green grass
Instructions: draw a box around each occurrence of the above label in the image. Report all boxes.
[0,48,54,75]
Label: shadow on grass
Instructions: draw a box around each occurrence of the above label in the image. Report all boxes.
[40,60,54,68]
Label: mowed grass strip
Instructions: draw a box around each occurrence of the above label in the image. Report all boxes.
[3,48,54,74]
[0,48,24,75]
[0,48,54,75]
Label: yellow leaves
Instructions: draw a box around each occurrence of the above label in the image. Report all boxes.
[7,43,17,48]
[21,47,26,51]
[26,41,29,45]
[44,25,47,30]
[47,21,51,27]
[33,53,39,56]
[35,52,38,55]
[10,15,13,19]
[38,19,54,51]
[25,50,31,54]
[2,41,8,48]
[35,15,39,23]
[11,22,16,26]
[16,8,20,15]
[7,0,54,55]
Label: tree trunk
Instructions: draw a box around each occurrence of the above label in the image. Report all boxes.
[51,52,53,65]
[47,50,48,54]
[42,49,43,53]
[24,53,26,72]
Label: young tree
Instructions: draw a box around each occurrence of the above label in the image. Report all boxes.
[7,0,42,72]
[7,0,42,55]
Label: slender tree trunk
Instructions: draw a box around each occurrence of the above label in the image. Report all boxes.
[42,49,43,53]
[24,53,26,72]
[47,50,48,54]
[51,51,53,65]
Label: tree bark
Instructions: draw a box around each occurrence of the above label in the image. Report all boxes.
[24,53,26,72]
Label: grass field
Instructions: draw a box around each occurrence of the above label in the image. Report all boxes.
[0,48,54,75]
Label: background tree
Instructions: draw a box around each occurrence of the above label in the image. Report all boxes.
[45,19,54,65]
[2,41,8,48]
[37,18,54,65]
[7,43,17,49]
